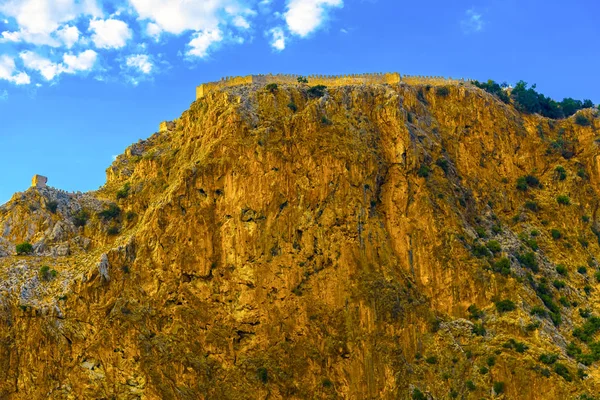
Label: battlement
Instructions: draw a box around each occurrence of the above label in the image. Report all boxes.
[196,73,470,99]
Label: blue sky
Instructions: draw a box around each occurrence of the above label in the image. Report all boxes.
[0,0,599,204]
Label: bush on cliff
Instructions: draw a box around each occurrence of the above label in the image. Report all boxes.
[16,242,33,255]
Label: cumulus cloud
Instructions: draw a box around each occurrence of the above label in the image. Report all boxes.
[20,50,97,80]
[146,22,162,39]
[0,0,100,45]
[268,27,285,51]
[461,8,484,33]
[128,0,224,35]
[20,51,63,80]
[126,54,153,74]
[0,55,30,84]
[232,15,250,29]
[285,0,343,37]
[56,24,80,48]
[89,18,132,49]
[63,50,98,72]
[187,29,223,58]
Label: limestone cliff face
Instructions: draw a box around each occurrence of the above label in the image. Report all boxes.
[1,81,600,399]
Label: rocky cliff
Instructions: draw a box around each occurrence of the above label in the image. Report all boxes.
[1,80,599,399]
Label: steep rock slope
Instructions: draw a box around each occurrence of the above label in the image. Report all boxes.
[1,81,600,399]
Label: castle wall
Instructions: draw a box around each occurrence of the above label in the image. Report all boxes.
[195,73,469,99]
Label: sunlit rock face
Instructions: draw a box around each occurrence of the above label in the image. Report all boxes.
[0,80,599,399]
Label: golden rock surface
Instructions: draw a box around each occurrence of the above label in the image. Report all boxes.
[1,81,599,399]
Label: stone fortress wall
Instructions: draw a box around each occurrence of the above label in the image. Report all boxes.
[196,72,470,99]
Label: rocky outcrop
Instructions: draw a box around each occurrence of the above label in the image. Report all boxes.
[0,81,599,399]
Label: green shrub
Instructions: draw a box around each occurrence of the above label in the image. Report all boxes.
[555,166,567,180]
[595,270,600,283]
[559,296,570,307]
[98,204,121,221]
[297,76,308,84]
[525,201,539,212]
[287,102,297,112]
[531,306,547,317]
[16,242,33,255]
[73,210,89,227]
[475,227,487,238]
[472,243,490,258]
[577,266,587,274]
[39,265,58,281]
[554,363,572,381]
[493,381,505,395]
[107,226,120,235]
[116,183,131,200]
[472,323,486,336]
[504,338,528,353]
[472,80,510,103]
[486,240,501,253]
[572,316,600,343]
[465,380,476,391]
[307,85,327,98]
[417,164,431,178]
[556,264,568,275]
[412,388,426,400]
[577,168,588,179]
[493,257,511,276]
[557,195,571,205]
[321,116,332,125]
[516,176,528,191]
[46,200,58,213]
[579,308,591,318]
[575,114,591,127]
[265,83,278,93]
[517,252,538,272]
[257,367,268,384]
[436,86,450,97]
[486,356,496,367]
[125,211,136,221]
[321,378,333,388]
[553,280,566,289]
[539,353,558,365]
[425,355,438,364]
[479,366,489,374]
[582,215,590,223]
[496,299,516,313]
[551,229,562,239]
[468,304,483,319]
[435,158,449,174]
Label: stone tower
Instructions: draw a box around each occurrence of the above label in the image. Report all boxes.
[32,175,48,188]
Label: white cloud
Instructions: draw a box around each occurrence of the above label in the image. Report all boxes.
[461,9,484,33]
[56,24,79,48]
[126,54,153,74]
[89,18,132,49]
[20,51,63,80]
[20,50,97,80]
[0,0,100,45]
[232,15,250,29]
[268,27,285,51]
[0,89,7,100]
[63,50,97,72]
[146,22,162,39]
[187,28,223,58]
[128,0,223,35]
[285,0,343,37]
[0,55,31,84]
